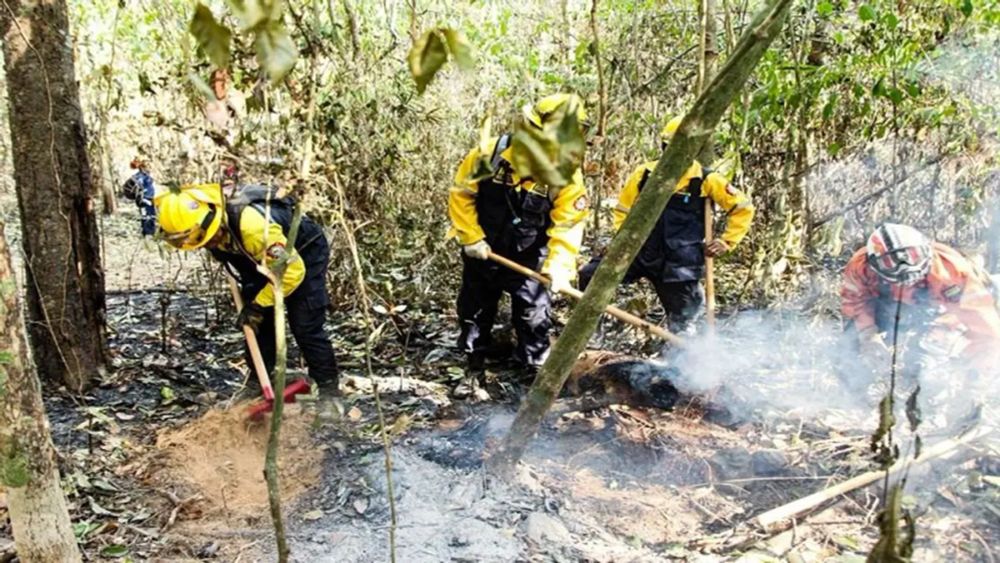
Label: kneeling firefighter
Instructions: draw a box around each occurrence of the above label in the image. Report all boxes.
[841,222,1000,378]
[579,116,754,335]
[448,93,590,371]
[155,183,340,394]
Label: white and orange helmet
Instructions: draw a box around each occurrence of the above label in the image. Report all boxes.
[865,223,932,286]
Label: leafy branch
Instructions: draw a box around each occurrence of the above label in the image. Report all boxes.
[189,0,298,83]
[407,27,474,93]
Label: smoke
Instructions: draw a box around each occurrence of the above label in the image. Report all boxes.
[680,33,1000,429]
[664,309,998,430]
[917,32,1000,122]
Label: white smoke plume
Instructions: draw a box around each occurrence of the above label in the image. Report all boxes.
[665,310,997,431]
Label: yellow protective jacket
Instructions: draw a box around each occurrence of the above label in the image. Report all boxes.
[612,160,754,246]
[213,203,308,309]
[448,136,589,278]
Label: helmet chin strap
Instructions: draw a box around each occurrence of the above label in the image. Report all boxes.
[199,205,217,231]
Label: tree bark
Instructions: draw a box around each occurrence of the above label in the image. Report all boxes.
[0,0,108,391]
[0,222,81,563]
[341,0,360,57]
[486,0,796,476]
[588,0,608,235]
[696,0,719,166]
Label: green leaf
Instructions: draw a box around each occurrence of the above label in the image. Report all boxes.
[228,0,270,31]
[254,22,298,83]
[883,12,899,31]
[189,4,232,69]
[408,29,449,94]
[822,93,839,120]
[872,76,886,97]
[817,1,833,17]
[859,4,876,22]
[961,0,973,18]
[509,97,586,188]
[73,521,99,539]
[887,87,905,105]
[442,28,475,70]
[100,544,130,558]
[160,386,176,404]
[137,71,156,95]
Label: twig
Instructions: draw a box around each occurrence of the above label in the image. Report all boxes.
[683,475,837,489]
[969,529,996,563]
[332,173,398,562]
[754,424,994,530]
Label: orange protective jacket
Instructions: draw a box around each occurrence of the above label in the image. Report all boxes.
[841,242,1000,364]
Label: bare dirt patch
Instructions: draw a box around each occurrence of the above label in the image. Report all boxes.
[152,404,323,524]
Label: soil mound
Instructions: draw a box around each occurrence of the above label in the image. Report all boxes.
[154,404,322,522]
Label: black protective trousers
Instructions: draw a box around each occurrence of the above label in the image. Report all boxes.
[456,254,553,367]
[579,256,704,334]
[246,290,339,387]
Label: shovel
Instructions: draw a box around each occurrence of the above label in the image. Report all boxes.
[227,277,311,420]
[487,252,684,347]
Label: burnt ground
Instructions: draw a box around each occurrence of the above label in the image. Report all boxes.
[0,209,998,562]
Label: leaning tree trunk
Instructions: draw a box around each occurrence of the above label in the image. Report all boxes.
[695,0,718,166]
[0,222,81,563]
[486,0,796,476]
[0,0,107,391]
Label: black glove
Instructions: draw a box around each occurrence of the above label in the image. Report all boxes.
[237,302,266,331]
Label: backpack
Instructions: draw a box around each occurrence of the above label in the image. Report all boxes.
[122,175,142,202]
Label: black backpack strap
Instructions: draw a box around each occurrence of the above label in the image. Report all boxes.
[637,168,651,193]
[490,134,512,173]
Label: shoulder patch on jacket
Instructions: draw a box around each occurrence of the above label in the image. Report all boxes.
[943,284,963,302]
[573,195,589,211]
[266,242,286,260]
[725,184,738,195]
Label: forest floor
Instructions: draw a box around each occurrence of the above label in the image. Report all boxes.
[0,207,998,562]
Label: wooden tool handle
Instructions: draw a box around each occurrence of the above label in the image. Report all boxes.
[704,198,716,330]
[228,276,274,401]
[487,252,684,347]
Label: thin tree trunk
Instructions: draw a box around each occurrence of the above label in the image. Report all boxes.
[486,0,795,476]
[0,0,107,392]
[0,222,81,563]
[261,197,308,563]
[697,0,720,327]
[589,0,608,235]
[341,0,361,57]
[696,0,719,166]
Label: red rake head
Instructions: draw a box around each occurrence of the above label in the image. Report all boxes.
[246,378,312,421]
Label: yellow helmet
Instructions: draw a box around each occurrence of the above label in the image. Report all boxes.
[154,183,224,250]
[660,116,683,141]
[522,93,588,129]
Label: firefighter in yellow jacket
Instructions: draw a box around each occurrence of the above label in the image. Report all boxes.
[155,183,340,394]
[448,94,590,369]
[580,116,754,334]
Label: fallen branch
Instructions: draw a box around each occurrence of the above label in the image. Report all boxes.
[754,424,994,531]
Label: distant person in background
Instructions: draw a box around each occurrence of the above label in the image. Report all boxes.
[122,157,157,236]
[841,223,1000,377]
